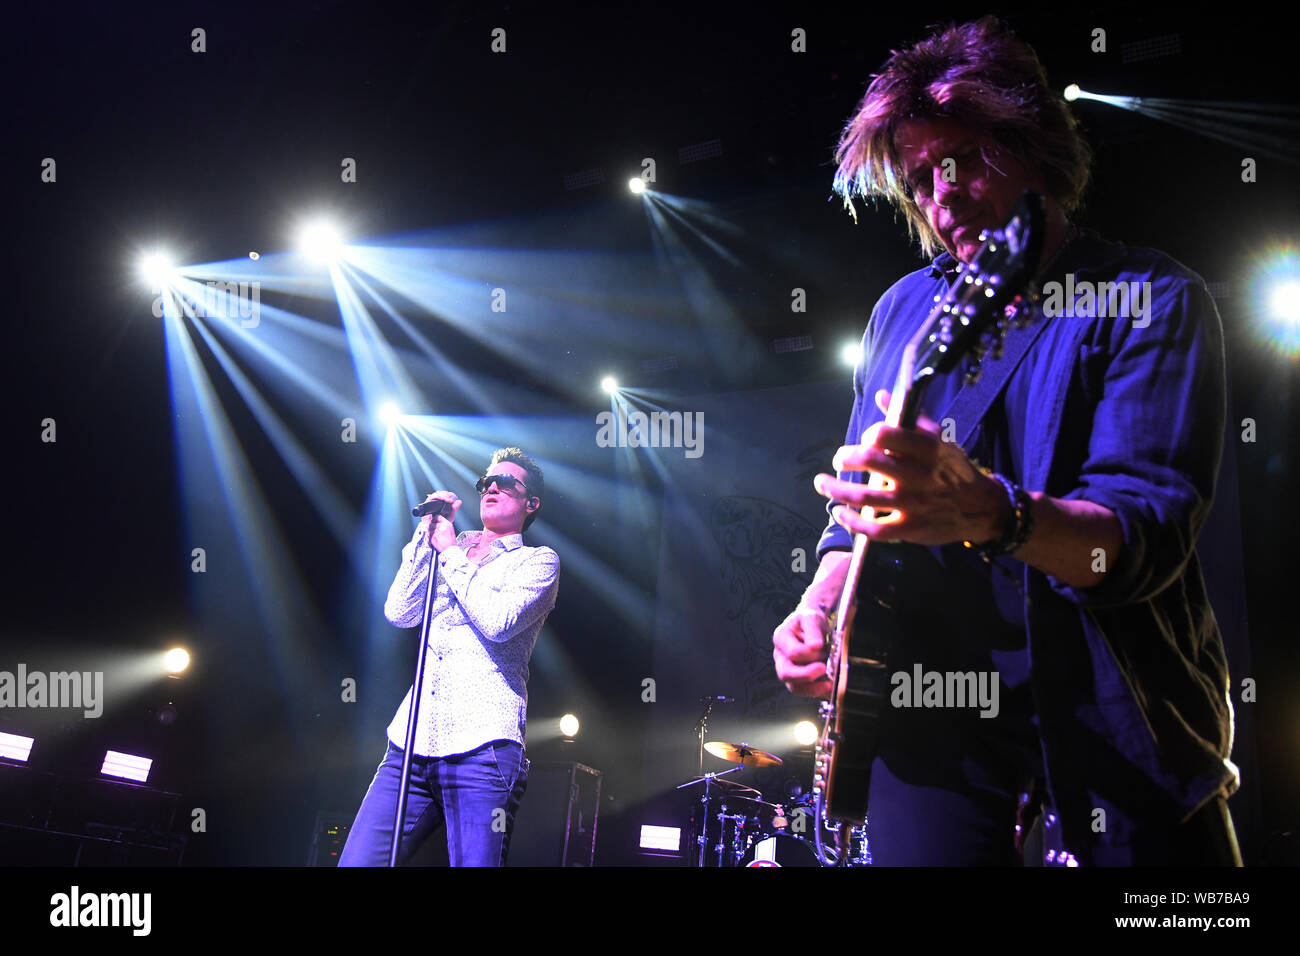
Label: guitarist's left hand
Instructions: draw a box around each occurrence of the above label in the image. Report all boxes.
[814,389,1010,547]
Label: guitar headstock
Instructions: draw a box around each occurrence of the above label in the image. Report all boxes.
[909,191,1046,388]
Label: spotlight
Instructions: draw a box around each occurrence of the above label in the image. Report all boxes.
[138,252,176,289]
[249,251,260,260]
[298,220,344,262]
[101,750,152,783]
[378,402,402,426]
[600,376,619,394]
[1269,279,1300,322]
[1063,83,1081,102]
[0,732,35,763]
[793,720,818,747]
[628,177,647,195]
[840,341,862,368]
[156,702,178,725]
[559,713,580,738]
[163,647,190,676]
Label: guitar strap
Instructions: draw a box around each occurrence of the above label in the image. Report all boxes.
[932,300,1068,864]
[936,222,1088,449]
[935,303,1055,453]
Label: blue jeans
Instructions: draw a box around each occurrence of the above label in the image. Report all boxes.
[338,739,528,867]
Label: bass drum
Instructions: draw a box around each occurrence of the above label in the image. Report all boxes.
[741,833,822,868]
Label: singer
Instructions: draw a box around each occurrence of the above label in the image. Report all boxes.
[339,447,559,866]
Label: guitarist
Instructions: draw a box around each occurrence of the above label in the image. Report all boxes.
[772,16,1240,865]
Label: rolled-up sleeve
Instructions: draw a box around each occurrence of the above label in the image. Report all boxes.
[1050,275,1226,607]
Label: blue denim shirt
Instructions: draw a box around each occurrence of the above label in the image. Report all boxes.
[818,230,1238,861]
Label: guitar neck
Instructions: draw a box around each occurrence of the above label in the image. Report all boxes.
[833,353,933,632]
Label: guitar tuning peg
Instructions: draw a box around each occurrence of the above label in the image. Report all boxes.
[988,337,1005,361]
[1001,297,1030,330]
[964,361,982,386]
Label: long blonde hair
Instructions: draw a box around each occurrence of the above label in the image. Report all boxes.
[832,16,1091,258]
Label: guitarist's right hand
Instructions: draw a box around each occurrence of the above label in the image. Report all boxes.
[772,605,834,698]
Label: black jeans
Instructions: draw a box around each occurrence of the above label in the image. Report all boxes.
[864,708,1241,866]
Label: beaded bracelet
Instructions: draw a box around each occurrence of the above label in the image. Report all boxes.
[964,471,1034,558]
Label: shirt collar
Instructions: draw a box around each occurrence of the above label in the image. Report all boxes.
[927,249,959,279]
[457,530,524,551]
[925,225,1104,281]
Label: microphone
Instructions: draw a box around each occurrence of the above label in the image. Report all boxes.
[411,499,455,519]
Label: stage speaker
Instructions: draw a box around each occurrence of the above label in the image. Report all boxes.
[509,761,601,866]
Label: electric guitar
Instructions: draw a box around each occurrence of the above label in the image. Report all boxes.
[813,191,1047,827]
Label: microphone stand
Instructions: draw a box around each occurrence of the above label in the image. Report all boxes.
[389,534,442,867]
[693,697,714,867]
[696,697,714,779]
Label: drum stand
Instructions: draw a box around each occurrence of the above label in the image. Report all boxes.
[676,766,746,867]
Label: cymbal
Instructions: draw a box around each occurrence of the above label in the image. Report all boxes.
[704,741,783,767]
[709,778,762,799]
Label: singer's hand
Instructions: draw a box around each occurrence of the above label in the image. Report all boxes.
[419,492,461,551]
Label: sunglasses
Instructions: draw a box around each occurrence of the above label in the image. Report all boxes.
[476,473,529,496]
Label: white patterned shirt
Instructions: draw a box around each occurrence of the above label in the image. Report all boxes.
[383,527,559,757]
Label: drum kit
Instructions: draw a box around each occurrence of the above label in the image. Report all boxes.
[675,738,871,868]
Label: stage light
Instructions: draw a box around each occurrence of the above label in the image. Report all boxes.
[0,732,35,762]
[249,251,260,260]
[600,376,619,394]
[628,177,647,195]
[138,252,176,289]
[101,750,152,783]
[841,341,862,367]
[559,713,580,738]
[379,402,402,426]
[793,720,818,746]
[299,220,344,262]
[639,825,680,851]
[1063,83,1081,102]
[1249,246,1300,356]
[1269,279,1300,322]
[163,647,190,675]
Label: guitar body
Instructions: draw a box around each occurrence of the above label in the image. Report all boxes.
[813,192,1046,828]
[817,590,892,823]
